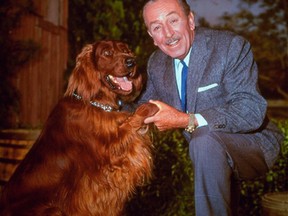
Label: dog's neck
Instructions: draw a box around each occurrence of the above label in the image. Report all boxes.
[72,93,121,112]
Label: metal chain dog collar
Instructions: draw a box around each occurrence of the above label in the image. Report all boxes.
[72,93,120,112]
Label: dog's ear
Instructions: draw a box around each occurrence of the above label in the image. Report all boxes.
[64,43,102,101]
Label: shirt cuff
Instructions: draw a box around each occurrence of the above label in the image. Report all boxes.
[195,113,208,127]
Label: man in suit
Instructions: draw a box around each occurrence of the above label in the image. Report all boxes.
[139,0,284,215]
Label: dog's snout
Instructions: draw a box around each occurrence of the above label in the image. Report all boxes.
[125,58,136,68]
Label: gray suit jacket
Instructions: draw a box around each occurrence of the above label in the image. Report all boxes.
[137,27,283,168]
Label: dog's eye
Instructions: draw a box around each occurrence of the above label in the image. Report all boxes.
[103,50,113,56]
[122,49,130,53]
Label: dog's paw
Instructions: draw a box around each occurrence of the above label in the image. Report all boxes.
[120,103,159,133]
[134,103,159,118]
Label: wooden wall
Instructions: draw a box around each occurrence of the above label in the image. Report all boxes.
[11,0,68,128]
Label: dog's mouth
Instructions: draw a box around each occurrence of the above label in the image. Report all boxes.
[106,74,133,92]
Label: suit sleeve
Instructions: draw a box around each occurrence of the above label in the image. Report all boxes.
[200,35,267,133]
[136,52,160,104]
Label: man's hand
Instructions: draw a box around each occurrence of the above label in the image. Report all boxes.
[144,100,189,131]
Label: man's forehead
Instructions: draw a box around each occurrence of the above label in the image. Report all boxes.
[144,1,182,25]
[151,11,180,24]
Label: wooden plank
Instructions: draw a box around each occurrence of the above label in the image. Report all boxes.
[8,1,68,128]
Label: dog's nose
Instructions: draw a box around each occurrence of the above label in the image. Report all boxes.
[125,58,136,68]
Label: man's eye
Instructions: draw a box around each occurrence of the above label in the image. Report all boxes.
[153,26,161,32]
[171,19,178,24]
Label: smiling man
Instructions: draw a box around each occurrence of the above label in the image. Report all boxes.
[137,0,284,215]
[144,0,194,60]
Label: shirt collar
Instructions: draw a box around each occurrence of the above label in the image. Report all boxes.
[174,47,192,68]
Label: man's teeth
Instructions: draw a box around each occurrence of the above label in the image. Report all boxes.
[169,40,178,45]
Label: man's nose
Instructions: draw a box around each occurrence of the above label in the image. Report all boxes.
[163,25,174,37]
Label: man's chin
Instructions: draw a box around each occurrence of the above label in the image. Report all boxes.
[168,50,187,59]
[160,45,187,59]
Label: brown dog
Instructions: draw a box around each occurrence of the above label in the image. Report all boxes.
[0,40,159,216]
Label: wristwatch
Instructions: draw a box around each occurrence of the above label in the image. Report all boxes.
[185,113,197,133]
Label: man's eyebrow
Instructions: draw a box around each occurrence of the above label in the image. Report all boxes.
[148,11,179,27]
[167,11,178,17]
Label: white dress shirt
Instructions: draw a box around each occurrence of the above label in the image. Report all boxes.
[174,49,208,127]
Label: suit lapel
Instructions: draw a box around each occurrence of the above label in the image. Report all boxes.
[162,58,182,111]
[186,30,209,113]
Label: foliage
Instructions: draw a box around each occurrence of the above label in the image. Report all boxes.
[238,119,288,216]
[0,0,40,129]
[125,129,195,216]
[68,0,155,74]
[126,120,288,216]
[215,0,288,99]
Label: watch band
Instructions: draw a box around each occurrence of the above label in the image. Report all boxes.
[185,113,196,133]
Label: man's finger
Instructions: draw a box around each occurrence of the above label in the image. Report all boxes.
[144,116,154,124]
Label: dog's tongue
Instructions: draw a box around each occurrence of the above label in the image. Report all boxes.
[115,76,132,91]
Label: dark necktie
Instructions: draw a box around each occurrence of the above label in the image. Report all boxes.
[181,60,188,112]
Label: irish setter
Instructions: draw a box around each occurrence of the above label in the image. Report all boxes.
[0,40,159,216]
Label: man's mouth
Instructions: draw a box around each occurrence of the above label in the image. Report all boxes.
[166,37,180,46]
[106,75,132,91]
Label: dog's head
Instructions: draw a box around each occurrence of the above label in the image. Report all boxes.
[65,40,143,105]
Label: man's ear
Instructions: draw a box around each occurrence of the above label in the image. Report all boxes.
[147,30,152,37]
[188,12,195,30]
[147,30,157,46]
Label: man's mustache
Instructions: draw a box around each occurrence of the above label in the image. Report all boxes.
[165,36,180,45]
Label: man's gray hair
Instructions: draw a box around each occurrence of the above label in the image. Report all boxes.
[143,0,191,16]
